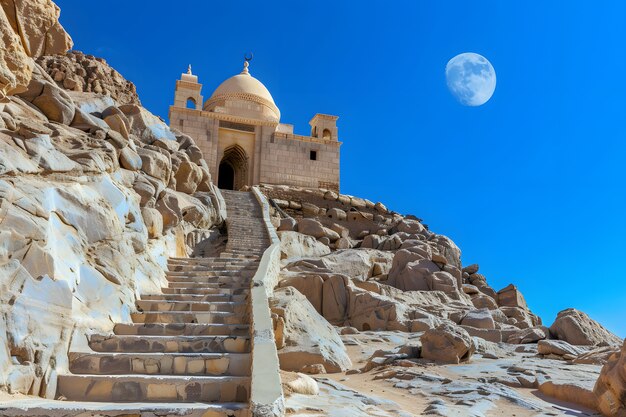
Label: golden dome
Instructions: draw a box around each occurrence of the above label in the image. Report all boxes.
[204,61,280,123]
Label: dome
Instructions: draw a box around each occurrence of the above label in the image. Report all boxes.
[204,61,280,123]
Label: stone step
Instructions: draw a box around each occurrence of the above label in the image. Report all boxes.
[89,334,250,354]
[113,323,249,337]
[168,257,257,264]
[141,293,247,303]
[69,352,250,376]
[161,287,248,296]
[136,300,247,314]
[165,282,249,290]
[219,252,260,257]
[166,270,255,277]
[131,311,246,325]
[169,265,258,272]
[165,276,251,285]
[57,374,249,403]
[0,401,249,417]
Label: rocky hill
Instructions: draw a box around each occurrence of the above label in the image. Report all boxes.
[0,1,624,417]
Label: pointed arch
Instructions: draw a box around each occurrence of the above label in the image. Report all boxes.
[218,145,249,190]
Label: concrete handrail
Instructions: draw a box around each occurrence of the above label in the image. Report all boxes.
[248,186,284,417]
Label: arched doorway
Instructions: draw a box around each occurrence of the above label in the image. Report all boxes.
[218,162,234,189]
[217,145,248,190]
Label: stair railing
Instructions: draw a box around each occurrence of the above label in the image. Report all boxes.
[247,186,284,417]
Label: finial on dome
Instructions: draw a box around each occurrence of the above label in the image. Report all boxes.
[187,64,192,75]
[242,52,253,75]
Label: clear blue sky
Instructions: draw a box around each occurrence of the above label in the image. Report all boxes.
[55,1,626,337]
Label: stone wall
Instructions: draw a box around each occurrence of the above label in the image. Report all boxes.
[169,106,341,192]
[258,133,340,192]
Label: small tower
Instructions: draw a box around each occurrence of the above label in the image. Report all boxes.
[310,113,339,141]
[172,65,203,110]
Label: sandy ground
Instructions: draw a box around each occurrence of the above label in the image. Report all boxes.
[285,330,603,417]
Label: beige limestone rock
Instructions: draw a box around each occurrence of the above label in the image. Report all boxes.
[297,218,326,239]
[497,284,528,309]
[537,339,585,357]
[31,82,74,124]
[137,147,171,182]
[421,323,475,364]
[119,146,142,171]
[141,207,162,238]
[0,0,72,96]
[174,159,202,194]
[278,231,330,261]
[1,0,72,57]
[0,5,30,96]
[281,371,319,396]
[271,287,351,373]
[278,217,297,231]
[39,51,139,105]
[550,308,622,347]
[326,207,347,221]
[461,308,495,329]
[594,340,626,416]
[507,327,546,344]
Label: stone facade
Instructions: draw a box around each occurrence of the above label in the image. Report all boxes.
[169,62,341,191]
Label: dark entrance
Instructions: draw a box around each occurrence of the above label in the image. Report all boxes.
[218,162,235,190]
[217,145,248,190]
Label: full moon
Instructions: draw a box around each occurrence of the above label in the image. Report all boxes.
[445,52,496,106]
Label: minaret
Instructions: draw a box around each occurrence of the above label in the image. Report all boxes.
[172,64,203,110]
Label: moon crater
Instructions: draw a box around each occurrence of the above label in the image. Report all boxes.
[446,52,496,106]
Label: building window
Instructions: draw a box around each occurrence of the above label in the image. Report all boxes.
[322,128,332,140]
[186,98,196,109]
[310,150,317,161]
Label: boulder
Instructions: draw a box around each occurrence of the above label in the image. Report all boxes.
[550,308,622,347]
[31,83,75,124]
[140,207,162,238]
[281,372,319,396]
[279,274,324,313]
[471,294,499,310]
[462,264,479,275]
[322,274,350,323]
[537,339,585,357]
[155,190,181,230]
[574,345,620,365]
[137,147,171,182]
[326,207,347,221]
[119,104,176,144]
[497,284,528,309]
[507,327,546,344]
[594,340,626,416]
[119,146,142,171]
[301,202,320,216]
[174,160,202,194]
[461,309,495,329]
[104,113,130,139]
[421,323,475,364]
[297,218,326,239]
[0,0,72,96]
[271,287,351,373]
[0,6,31,96]
[2,0,73,58]
[278,217,297,232]
[396,219,425,235]
[278,231,330,261]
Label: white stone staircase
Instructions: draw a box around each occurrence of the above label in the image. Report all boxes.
[48,191,273,416]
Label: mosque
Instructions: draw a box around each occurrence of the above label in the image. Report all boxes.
[169,59,341,191]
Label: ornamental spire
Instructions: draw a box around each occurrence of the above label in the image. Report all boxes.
[241,52,253,75]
